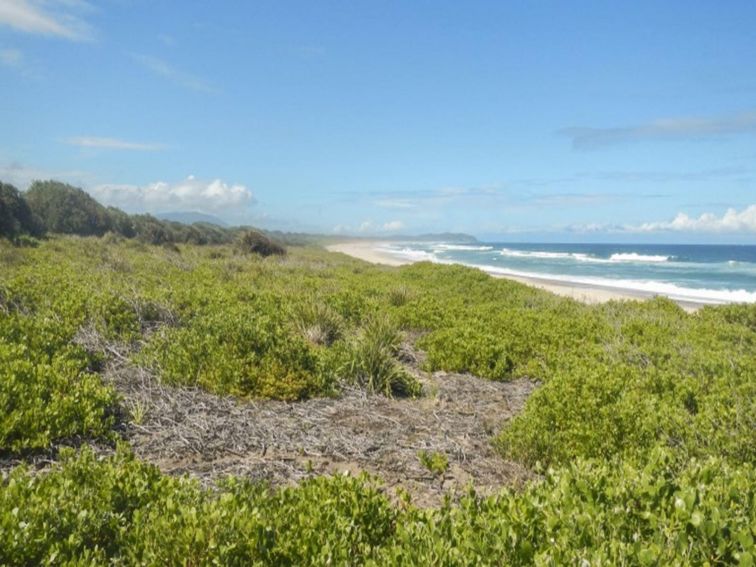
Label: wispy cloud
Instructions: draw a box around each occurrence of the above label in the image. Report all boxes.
[0,159,94,189]
[373,198,417,209]
[64,136,168,151]
[583,166,750,184]
[0,47,22,66]
[360,185,659,211]
[157,33,176,47]
[560,110,756,150]
[0,0,94,41]
[90,175,253,214]
[530,193,651,207]
[352,186,503,211]
[131,53,219,94]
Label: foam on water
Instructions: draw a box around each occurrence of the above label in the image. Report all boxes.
[378,246,439,262]
[479,265,756,305]
[434,244,494,251]
[608,252,670,263]
[499,248,671,264]
[378,242,756,305]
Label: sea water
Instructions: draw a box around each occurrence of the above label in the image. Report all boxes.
[377,242,756,305]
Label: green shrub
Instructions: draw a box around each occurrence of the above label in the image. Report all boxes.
[1,447,753,565]
[236,229,286,257]
[377,450,756,565]
[418,450,449,476]
[0,314,116,453]
[138,304,327,400]
[341,316,422,397]
[421,326,514,380]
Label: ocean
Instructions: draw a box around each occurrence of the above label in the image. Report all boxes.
[375,241,756,305]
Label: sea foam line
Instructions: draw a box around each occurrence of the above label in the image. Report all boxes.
[377,244,756,305]
[480,265,756,304]
[498,248,670,263]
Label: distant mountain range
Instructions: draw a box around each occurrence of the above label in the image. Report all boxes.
[156,211,228,227]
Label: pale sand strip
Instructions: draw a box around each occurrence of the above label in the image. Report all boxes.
[326,241,702,311]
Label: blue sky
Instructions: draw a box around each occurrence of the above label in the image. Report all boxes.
[1,0,755,242]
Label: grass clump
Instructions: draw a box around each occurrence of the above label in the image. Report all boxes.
[293,300,344,346]
[342,316,422,398]
[418,450,449,476]
[388,285,413,306]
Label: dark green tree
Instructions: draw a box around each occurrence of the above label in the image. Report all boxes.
[0,182,42,239]
[25,180,113,236]
[106,206,136,238]
[131,214,172,245]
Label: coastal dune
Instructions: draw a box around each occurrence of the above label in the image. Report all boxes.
[327,241,704,311]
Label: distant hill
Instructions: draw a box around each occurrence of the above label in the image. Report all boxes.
[156,211,228,227]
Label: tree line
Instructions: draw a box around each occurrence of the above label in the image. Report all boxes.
[0,179,286,255]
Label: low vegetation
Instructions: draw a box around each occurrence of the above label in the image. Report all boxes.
[0,184,754,563]
[1,447,753,565]
[418,450,450,476]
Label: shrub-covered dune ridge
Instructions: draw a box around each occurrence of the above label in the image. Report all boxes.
[1,236,755,564]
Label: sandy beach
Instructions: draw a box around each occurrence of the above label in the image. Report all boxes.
[326,241,704,311]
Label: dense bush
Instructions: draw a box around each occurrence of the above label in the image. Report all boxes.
[0,182,40,239]
[1,447,753,565]
[139,303,328,400]
[1,177,292,251]
[0,313,117,453]
[237,229,287,257]
[25,180,114,236]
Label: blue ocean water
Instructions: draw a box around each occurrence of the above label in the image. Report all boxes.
[377,242,756,305]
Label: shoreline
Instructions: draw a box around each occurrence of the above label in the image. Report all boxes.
[326,241,705,312]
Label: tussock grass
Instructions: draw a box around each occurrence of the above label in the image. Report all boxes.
[342,316,422,398]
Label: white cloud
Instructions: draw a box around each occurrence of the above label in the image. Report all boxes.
[131,53,219,94]
[562,204,756,235]
[636,205,756,233]
[334,219,405,234]
[382,220,404,231]
[0,47,22,66]
[64,136,168,151]
[0,0,93,40]
[89,175,254,214]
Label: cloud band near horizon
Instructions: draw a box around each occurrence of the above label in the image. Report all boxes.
[561,110,756,150]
